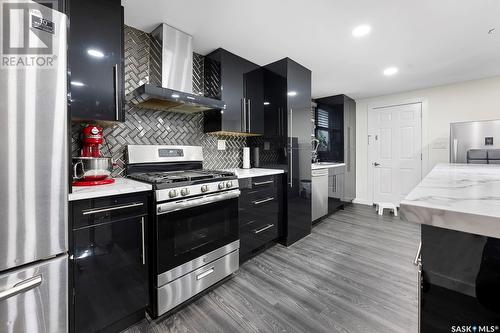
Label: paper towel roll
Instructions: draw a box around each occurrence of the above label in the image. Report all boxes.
[243,147,250,169]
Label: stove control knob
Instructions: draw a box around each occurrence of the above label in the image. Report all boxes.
[226,181,233,188]
[181,188,190,196]
[169,189,178,198]
[201,185,209,193]
[218,182,225,190]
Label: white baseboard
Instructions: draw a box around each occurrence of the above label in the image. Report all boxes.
[352,198,373,206]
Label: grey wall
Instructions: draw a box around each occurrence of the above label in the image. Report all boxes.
[71,26,246,177]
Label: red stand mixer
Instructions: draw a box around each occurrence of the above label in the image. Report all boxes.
[72,124,115,186]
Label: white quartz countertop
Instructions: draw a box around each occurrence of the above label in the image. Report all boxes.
[311,162,346,170]
[224,168,284,179]
[400,163,500,238]
[69,178,152,201]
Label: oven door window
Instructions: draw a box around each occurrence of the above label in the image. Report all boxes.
[157,197,238,273]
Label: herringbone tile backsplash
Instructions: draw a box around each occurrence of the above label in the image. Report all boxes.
[71,25,246,177]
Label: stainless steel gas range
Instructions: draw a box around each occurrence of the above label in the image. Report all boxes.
[126,145,240,317]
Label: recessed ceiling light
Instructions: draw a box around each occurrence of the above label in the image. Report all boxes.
[352,25,372,38]
[87,49,104,58]
[71,81,85,87]
[171,94,180,98]
[383,67,398,76]
[263,101,270,105]
[287,91,297,96]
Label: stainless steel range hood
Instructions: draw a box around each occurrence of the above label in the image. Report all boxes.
[127,24,225,113]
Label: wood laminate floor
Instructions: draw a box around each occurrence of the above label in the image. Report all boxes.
[124,204,421,333]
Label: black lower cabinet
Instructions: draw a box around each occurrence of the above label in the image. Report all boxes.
[238,175,283,262]
[421,225,500,332]
[69,192,150,333]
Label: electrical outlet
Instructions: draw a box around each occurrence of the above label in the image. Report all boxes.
[217,140,226,150]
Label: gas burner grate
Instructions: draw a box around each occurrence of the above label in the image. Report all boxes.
[129,169,235,185]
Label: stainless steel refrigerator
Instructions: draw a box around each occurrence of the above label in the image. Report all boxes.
[450,119,500,163]
[0,1,68,332]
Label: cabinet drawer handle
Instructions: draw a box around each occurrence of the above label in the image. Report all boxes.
[82,202,144,215]
[253,180,273,186]
[253,197,274,205]
[254,224,274,234]
[196,267,214,280]
[0,275,42,302]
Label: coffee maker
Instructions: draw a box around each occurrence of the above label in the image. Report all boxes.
[72,124,115,186]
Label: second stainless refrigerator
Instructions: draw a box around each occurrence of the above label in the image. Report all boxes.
[450,119,500,163]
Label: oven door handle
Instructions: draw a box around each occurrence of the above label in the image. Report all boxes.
[157,189,241,215]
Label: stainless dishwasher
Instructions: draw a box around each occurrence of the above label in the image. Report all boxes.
[312,168,329,221]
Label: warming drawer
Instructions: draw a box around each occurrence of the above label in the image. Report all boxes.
[156,248,239,315]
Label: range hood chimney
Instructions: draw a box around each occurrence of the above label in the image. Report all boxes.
[127,23,225,113]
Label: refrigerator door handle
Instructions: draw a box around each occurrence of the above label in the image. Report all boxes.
[0,275,42,302]
[452,139,458,163]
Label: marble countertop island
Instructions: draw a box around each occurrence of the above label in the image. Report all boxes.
[400,163,500,238]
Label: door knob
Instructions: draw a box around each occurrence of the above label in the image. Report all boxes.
[373,162,380,166]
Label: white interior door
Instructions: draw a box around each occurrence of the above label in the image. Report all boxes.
[368,103,422,206]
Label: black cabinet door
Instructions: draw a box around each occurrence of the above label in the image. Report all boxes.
[204,49,259,134]
[263,69,287,137]
[244,68,264,135]
[68,0,124,121]
[72,217,147,333]
[285,59,312,246]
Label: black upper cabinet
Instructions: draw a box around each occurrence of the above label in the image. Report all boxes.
[263,69,287,137]
[204,48,262,135]
[244,68,265,135]
[68,0,124,122]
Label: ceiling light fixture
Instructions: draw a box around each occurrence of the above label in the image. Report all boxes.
[71,81,85,87]
[352,24,372,37]
[287,91,297,96]
[171,94,180,98]
[263,101,270,105]
[87,49,105,58]
[383,67,398,76]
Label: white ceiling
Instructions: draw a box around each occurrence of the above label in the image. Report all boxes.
[123,0,500,99]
